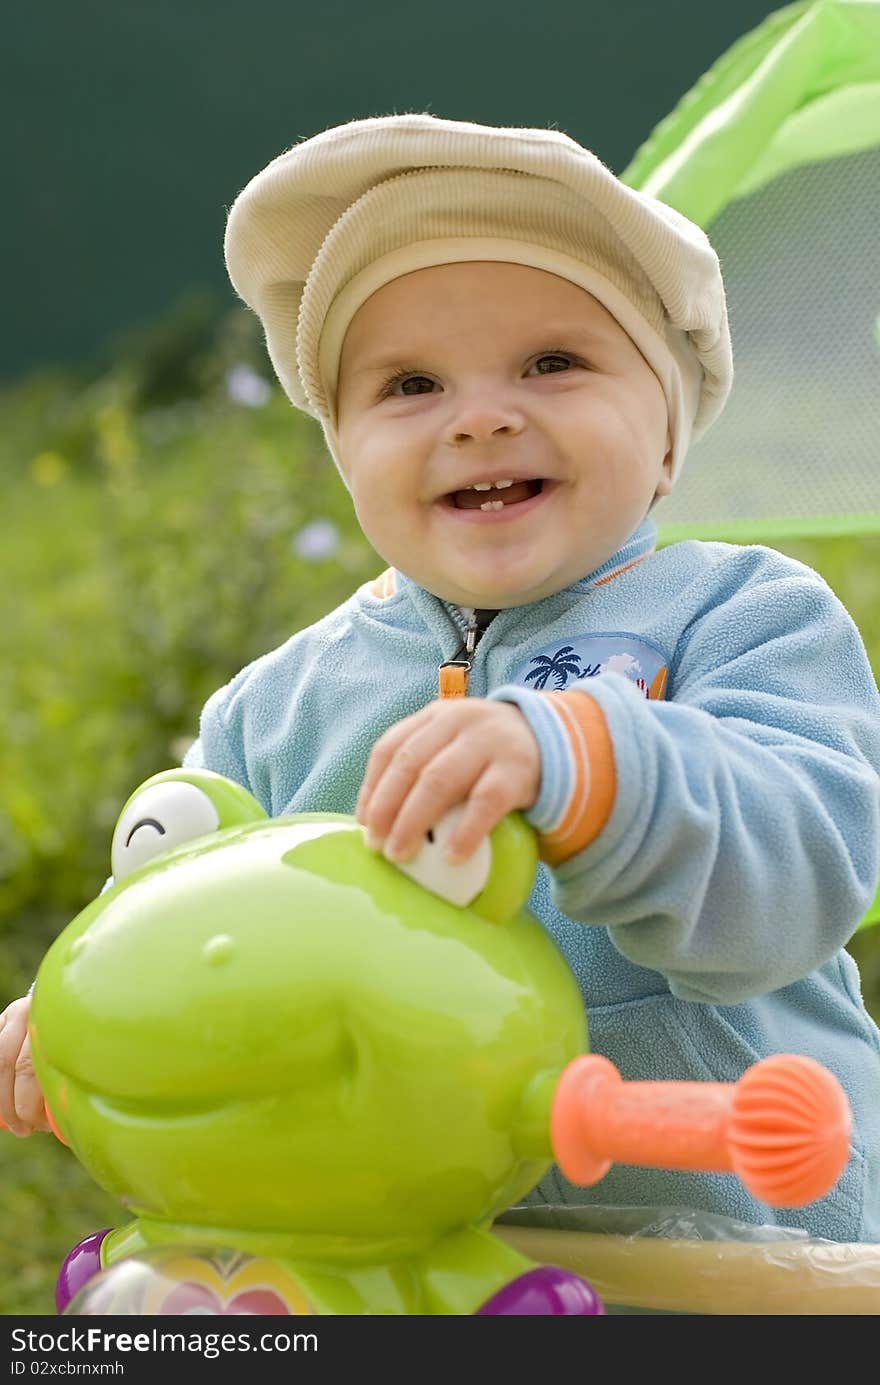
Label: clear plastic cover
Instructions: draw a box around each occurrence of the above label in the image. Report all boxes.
[495,1205,880,1314]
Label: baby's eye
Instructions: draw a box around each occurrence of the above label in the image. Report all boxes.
[111,781,221,882]
[380,371,437,398]
[376,365,437,398]
[530,353,577,375]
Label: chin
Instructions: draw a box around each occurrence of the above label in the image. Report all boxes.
[442,578,558,610]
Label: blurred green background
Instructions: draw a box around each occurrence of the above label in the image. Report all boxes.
[5,0,782,381]
[2,0,879,1317]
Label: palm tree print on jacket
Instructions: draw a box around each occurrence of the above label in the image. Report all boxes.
[517,636,670,700]
[524,646,598,690]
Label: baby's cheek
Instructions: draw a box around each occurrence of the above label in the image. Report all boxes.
[353,499,403,565]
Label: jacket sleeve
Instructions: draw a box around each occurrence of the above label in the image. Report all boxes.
[180,678,258,797]
[491,564,880,1004]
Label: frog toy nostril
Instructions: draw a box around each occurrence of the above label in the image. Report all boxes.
[202,935,236,968]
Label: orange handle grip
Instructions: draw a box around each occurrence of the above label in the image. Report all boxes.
[551,1053,851,1208]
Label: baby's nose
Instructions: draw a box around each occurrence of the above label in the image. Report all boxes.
[446,396,526,446]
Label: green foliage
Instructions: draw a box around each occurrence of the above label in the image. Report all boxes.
[0,1136,119,1316]
[1,299,879,1313]
[0,304,380,992]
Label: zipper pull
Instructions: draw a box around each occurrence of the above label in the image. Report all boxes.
[438,617,478,699]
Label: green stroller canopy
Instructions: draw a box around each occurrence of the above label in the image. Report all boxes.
[622,0,880,544]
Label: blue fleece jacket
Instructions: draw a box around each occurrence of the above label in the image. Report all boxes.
[184,517,880,1241]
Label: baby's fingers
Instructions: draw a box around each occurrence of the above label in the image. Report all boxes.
[443,765,526,863]
[358,718,458,843]
[356,711,431,822]
[0,1008,41,1135]
[382,741,486,862]
[12,1036,50,1135]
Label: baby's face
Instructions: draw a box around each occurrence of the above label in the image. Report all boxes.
[335,262,671,609]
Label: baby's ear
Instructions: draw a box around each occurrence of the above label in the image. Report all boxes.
[654,435,674,499]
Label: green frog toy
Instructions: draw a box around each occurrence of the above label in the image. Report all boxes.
[29,769,850,1315]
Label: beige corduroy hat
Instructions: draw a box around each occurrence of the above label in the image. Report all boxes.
[224,113,732,481]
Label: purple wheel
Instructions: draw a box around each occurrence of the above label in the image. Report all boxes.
[55,1230,112,1314]
[476,1265,605,1315]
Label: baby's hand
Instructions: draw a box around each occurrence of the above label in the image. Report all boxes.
[356,698,540,864]
[0,995,50,1136]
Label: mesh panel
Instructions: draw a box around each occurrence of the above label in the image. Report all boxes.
[656,147,880,537]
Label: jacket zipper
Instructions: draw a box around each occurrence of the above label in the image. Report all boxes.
[438,608,498,698]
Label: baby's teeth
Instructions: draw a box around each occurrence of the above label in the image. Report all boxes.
[470,478,514,493]
[480,499,505,511]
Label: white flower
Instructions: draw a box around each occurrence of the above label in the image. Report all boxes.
[292,519,341,561]
[225,364,271,407]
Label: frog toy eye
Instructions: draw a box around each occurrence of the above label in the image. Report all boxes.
[378,808,539,924]
[111,781,220,881]
[390,806,491,907]
[110,769,267,882]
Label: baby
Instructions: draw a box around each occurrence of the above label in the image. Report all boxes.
[4,114,880,1242]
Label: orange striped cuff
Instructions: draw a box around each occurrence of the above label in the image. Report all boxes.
[537,690,617,866]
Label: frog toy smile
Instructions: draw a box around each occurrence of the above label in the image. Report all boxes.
[28,770,852,1316]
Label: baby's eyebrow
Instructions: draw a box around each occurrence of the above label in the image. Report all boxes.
[350,356,421,377]
[347,327,604,378]
[353,335,598,373]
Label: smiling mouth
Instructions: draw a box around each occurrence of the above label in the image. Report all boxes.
[49,1019,360,1123]
[91,1093,236,1126]
[446,479,545,511]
